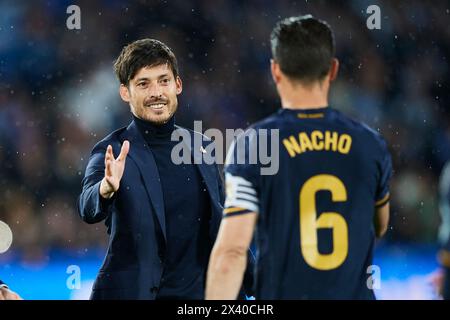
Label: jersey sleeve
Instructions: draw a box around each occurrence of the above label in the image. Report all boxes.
[375,136,393,208]
[223,130,261,218]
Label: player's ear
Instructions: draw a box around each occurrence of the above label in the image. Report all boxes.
[270,59,282,84]
[175,76,183,95]
[329,58,339,82]
[119,84,131,103]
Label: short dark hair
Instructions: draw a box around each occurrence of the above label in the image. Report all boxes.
[270,15,335,83]
[114,38,179,86]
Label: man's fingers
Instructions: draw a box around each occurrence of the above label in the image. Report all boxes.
[105,159,113,177]
[105,145,113,165]
[117,141,130,161]
[106,146,113,157]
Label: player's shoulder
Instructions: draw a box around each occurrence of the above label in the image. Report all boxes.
[249,111,284,131]
[229,112,282,143]
[330,108,388,150]
[227,113,281,150]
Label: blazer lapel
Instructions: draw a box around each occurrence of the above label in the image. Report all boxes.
[121,121,166,242]
[175,126,219,204]
[183,128,223,243]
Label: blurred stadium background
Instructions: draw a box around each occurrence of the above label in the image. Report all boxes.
[0,0,449,299]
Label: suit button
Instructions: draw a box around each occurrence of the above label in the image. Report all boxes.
[150,286,159,294]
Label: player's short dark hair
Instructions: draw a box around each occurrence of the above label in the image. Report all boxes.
[270,15,335,84]
[114,38,179,86]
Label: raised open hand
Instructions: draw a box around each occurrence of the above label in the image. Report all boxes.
[100,140,130,199]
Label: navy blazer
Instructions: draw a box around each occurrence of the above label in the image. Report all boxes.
[78,120,253,300]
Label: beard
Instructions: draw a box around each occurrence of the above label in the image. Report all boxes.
[133,99,177,125]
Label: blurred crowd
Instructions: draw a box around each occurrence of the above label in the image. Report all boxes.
[0,0,449,262]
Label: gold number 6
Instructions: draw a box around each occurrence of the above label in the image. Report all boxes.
[300,174,348,270]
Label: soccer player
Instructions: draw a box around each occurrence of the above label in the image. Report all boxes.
[206,15,392,299]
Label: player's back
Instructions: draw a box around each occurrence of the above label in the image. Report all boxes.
[246,106,391,299]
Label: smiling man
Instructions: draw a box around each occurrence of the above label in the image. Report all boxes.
[77,39,253,300]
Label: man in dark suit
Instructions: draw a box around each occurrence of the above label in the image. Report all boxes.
[77,39,253,300]
[0,280,22,300]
